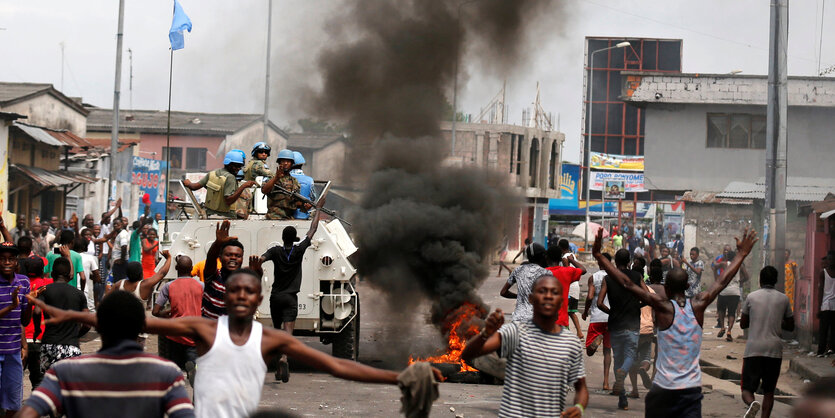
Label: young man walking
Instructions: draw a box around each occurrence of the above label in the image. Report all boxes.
[592,227,757,417]
[0,241,31,417]
[260,202,323,381]
[463,274,589,417]
[27,270,441,418]
[18,291,194,418]
[583,252,612,391]
[500,243,548,323]
[595,248,645,410]
[739,265,794,418]
[36,257,89,374]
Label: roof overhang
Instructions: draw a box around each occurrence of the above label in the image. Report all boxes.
[10,164,97,187]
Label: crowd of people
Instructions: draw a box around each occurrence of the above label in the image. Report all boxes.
[485,226,827,418]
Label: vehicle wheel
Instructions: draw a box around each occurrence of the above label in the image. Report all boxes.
[332,295,360,361]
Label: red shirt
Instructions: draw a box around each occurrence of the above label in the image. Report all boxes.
[546,266,583,327]
[25,276,53,340]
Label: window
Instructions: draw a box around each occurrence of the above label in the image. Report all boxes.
[162,147,183,169]
[509,134,516,173]
[186,147,207,170]
[706,113,766,149]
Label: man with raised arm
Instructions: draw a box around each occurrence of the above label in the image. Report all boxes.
[591,227,758,418]
[26,269,442,418]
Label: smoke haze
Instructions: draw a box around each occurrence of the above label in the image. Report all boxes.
[310,0,551,328]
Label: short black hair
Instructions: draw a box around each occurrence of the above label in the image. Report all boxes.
[759,265,778,286]
[531,273,559,292]
[726,250,737,260]
[665,268,689,293]
[220,239,245,254]
[59,229,75,245]
[558,239,570,251]
[632,256,646,273]
[524,238,532,245]
[72,237,87,253]
[614,249,630,267]
[126,261,143,282]
[52,257,71,280]
[690,247,700,255]
[546,245,562,265]
[97,291,145,342]
[228,268,261,285]
[649,265,664,284]
[16,236,32,251]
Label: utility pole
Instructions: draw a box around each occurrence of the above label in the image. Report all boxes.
[263,0,273,142]
[59,42,65,92]
[109,0,125,203]
[128,48,134,110]
[764,0,788,291]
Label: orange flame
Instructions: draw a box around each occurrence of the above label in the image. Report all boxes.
[409,302,485,373]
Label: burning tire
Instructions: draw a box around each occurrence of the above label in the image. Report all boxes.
[332,295,360,361]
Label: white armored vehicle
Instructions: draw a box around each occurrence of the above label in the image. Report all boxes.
[162,181,361,359]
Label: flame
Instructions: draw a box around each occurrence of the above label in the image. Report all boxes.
[409,302,485,373]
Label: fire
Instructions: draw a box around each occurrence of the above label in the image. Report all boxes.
[409,302,486,373]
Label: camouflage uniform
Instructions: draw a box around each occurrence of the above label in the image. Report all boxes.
[266,174,302,220]
[244,159,273,181]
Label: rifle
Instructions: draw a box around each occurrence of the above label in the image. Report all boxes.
[269,184,351,226]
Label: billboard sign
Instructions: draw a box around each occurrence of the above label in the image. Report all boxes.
[590,152,644,171]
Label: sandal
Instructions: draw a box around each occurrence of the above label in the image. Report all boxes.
[717,329,725,338]
[726,334,733,342]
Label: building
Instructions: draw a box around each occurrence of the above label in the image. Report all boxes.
[85,108,289,186]
[623,71,835,348]
[581,37,683,213]
[287,132,348,184]
[0,82,89,137]
[442,121,564,252]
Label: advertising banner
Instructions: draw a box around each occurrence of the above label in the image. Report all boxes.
[591,171,647,193]
[590,152,644,171]
[549,163,579,211]
[131,157,168,216]
[604,180,626,199]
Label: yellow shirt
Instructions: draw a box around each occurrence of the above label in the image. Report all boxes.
[191,259,222,282]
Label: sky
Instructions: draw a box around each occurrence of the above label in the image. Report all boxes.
[0,0,831,163]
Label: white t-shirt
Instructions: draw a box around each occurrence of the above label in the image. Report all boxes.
[111,230,130,261]
[80,253,99,283]
[589,271,610,323]
[98,225,111,255]
[568,281,580,300]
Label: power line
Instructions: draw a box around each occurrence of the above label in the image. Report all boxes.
[818,0,826,74]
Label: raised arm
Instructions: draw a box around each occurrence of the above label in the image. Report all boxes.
[565,254,587,275]
[139,251,172,301]
[205,221,235,282]
[695,229,757,311]
[592,229,662,309]
[181,179,204,191]
[263,327,405,384]
[26,294,97,328]
[225,181,256,206]
[306,197,326,239]
[461,309,504,363]
[101,198,122,223]
[260,167,282,195]
[0,213,11,243]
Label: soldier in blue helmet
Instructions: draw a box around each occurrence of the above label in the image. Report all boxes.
[290,151,315,220]
[244,142,273,182]
[183,150,256,217]
[261,149,310,220]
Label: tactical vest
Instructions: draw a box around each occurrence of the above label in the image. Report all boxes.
[243,160,255,181]
[205,170,232,213]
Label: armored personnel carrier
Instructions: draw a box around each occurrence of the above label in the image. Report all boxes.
[161,181,360,359]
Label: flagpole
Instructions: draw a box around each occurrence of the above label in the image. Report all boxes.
[162,0,175,244]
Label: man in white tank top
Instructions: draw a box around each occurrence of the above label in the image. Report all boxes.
[817,250,835,357]
[592,227,758,417]
[30,268,444,418]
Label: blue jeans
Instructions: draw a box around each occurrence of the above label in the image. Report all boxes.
[610,328,639,374]
[0,353,23,411]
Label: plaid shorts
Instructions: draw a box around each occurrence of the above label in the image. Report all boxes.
[40,344,82,374]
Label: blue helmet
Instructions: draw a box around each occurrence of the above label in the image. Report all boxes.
[251,142,271,157]
[292,151,305,166]
[276,149,294,162]
[223,149,246,165]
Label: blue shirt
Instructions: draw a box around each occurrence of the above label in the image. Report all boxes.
[0,273,29,355]
[290,170,315,220]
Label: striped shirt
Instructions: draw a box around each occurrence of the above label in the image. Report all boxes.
[25,340,194,418]
[0,273,29,355]
[202,268,229,319]
[498,320,585,417]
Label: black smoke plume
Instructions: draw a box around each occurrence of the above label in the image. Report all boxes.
[312,0,550,326]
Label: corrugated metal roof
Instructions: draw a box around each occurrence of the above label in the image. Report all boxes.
[717,177,835,202]
[11,164,97,187]
[14,123,64,146]
[0,82,51,104]
[85,108,288,137]
[679,191,752,205]
[13,122,94,148]
[287,133,346,150]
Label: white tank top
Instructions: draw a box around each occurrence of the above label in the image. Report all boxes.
[194,316,267,418]
[822,269,835,311]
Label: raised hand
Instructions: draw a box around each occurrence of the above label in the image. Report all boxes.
[592,228,604,256]
[59,244,71,259]
[161,250,171,260]
[482,309,504,339]
[215,220,237,243]
[735,228,758,257]
[25,295,71,325]
[248,255,263,277]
